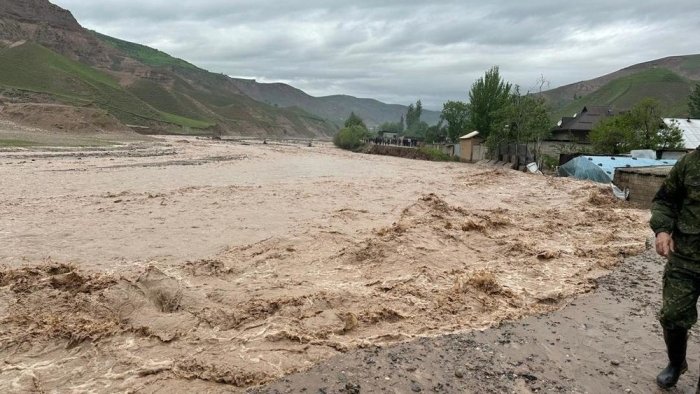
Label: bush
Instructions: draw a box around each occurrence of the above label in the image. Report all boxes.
[417,146,455,161]
[333,125,368,151]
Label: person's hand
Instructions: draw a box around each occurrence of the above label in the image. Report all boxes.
[656,232,674,257]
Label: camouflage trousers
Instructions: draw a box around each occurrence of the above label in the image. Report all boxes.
[659,233,700,330]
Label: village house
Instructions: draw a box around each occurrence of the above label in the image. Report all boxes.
[541,105,616,156]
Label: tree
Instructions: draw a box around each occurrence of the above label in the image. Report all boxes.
[690,83,700,118]
[658,119,685,150]
[333,125,368,151]
[440,100,470,142]
[628,98,665,147]
[405,100,423,131]
[344,112,367,129]
[590,116,636,154]
[405,121,428,138]
[467,66,512,139]
[590,98,684,153]
[378,121,403,134]
[487,86,551,157]
[425,120,446,143]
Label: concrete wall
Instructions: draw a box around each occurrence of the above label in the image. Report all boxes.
[613,167,671,208]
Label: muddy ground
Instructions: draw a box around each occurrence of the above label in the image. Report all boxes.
[0,136,654,392]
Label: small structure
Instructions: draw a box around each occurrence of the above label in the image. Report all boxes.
[614,166,673,208]
[558,155,676,183]
[459,131,485,162]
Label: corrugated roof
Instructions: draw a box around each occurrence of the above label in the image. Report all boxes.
[664,118,700,149]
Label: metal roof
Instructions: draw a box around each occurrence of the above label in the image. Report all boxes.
[460,131,480,139]
[664,118,700,149]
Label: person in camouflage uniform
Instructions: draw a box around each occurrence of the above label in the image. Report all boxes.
[651,149,700,390]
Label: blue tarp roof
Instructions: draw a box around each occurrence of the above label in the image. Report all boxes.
[558,155,676,183]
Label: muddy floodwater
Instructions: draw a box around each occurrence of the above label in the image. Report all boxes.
[0,137,649,392]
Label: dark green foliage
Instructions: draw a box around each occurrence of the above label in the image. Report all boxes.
[590,98,684,153]
[690,83,700,118]
[333,125,368,150]
[441,100,470,142]
[486,87,551,153]
[590,116,636,154]
[467,66,512,139]
[425,120,447,143]
[406,100,422,130]
[416,146,454,161]
[344,112,367,129]
[378,121,403,134]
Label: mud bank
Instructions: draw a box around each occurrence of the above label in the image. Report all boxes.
[0,139,650,392]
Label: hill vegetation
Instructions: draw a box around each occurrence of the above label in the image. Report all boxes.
[0,42,212,129]
[540,55,700,120]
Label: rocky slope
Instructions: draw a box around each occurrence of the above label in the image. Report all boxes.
[0,0,335,137]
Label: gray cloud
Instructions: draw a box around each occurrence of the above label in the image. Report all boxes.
[52,0,700,109]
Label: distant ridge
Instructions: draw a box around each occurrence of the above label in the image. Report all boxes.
[0,0,436,137]
[540,54,700,120]
[231,78,441,128]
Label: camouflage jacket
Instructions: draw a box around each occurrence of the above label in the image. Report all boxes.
[651,150,700,235]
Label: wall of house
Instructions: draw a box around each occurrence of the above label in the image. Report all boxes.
[613,169,669,208]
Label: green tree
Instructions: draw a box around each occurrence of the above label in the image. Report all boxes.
[658,119,685,150]
[378,121,403,134]
[405,120,428,138]
[467,66,512,139]
[590,98,684,153]
[487,86,551,156]
[590,116,636,154]
[440,100,470,142]
[333,125,368,150]
[690,83,700,118]
[425,120,446,143]
[405,100,423,131]
[344,112,367,129]
[628,98,665,147]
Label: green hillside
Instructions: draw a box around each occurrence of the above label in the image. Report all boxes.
[542,55,700,121]
[94,31,199,71]
[0,42,214,129]
[90,32,336,137]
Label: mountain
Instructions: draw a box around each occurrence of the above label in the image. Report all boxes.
[230,78,441,128]
[540,55,700,121]
[0,0,337,138]
[0,0,437,138]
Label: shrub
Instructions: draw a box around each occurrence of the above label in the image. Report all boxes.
[333,125,368,151]
[416,146,454,161]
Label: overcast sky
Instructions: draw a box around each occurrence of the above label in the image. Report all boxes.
[53,0,700,109]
